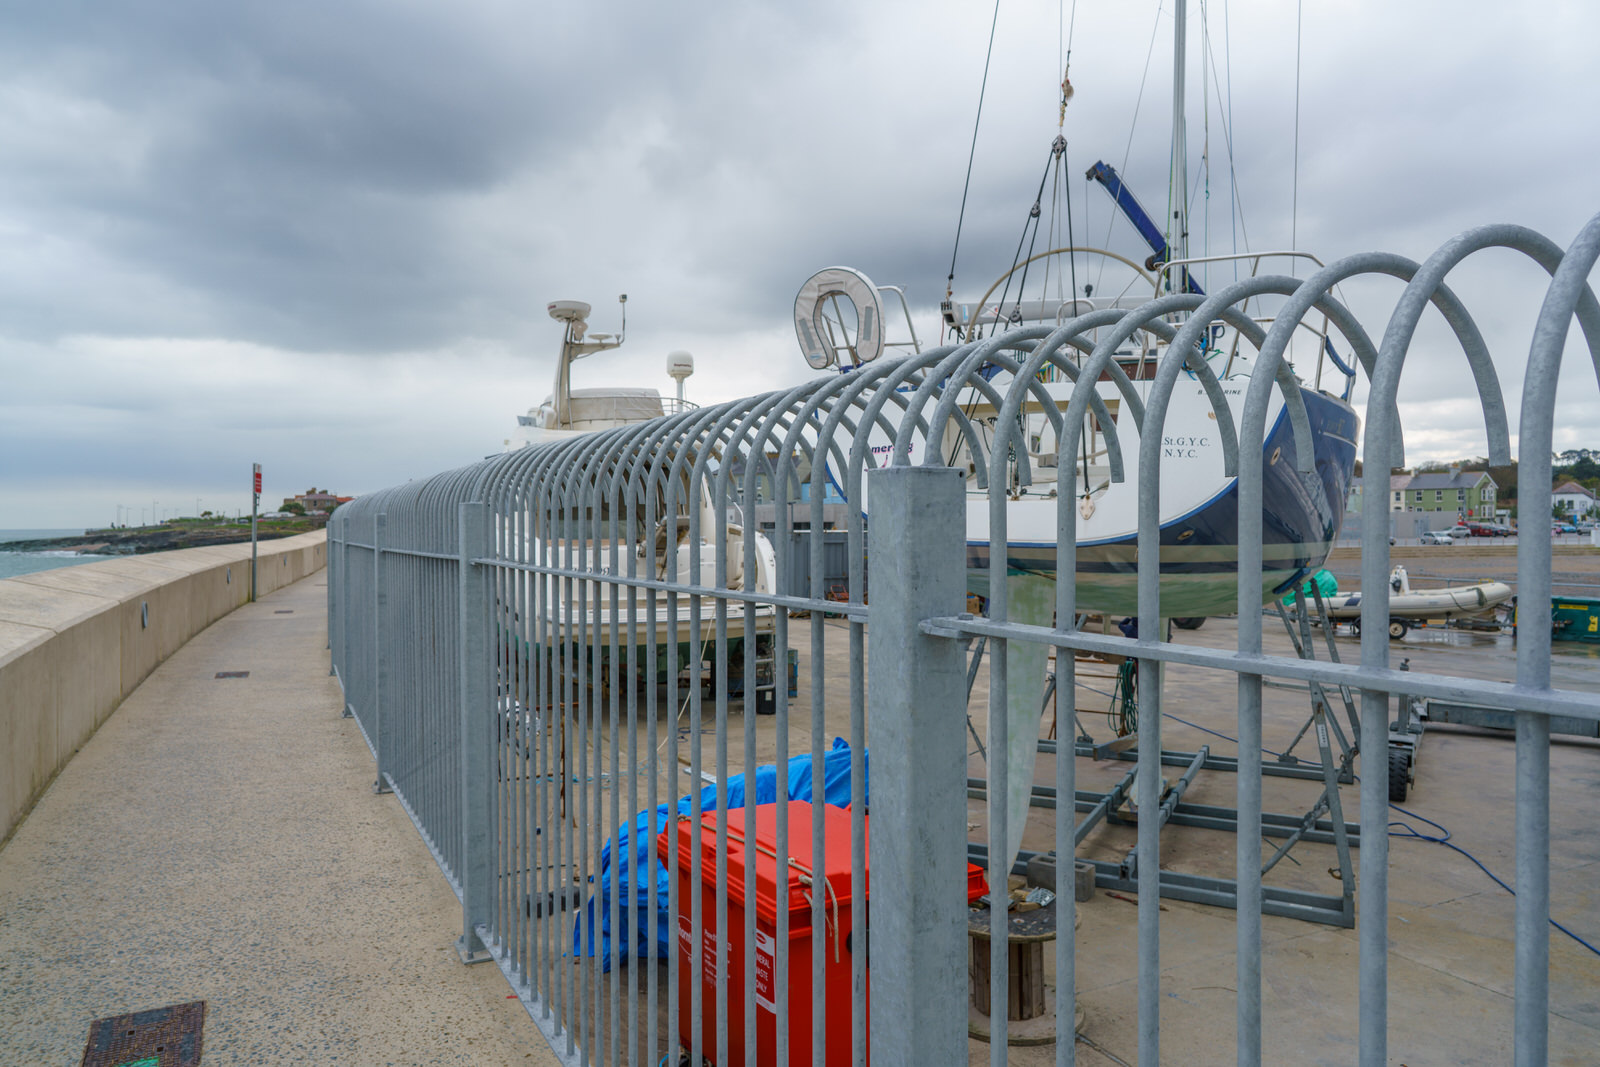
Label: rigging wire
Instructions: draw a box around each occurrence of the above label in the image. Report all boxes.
[1043,156,1060,309]
[946,0,1005,305]
[986,145,1061,339]
[1199,3,1251,261]
[1059,140,1100,502]
[1046,37,1079,315]
[941,139,1061,468]
[1225,0,1238,275]
[1065,141,1080,319]
[1200,0,1211,292]
[1292,0,1303,249]
[1099,1,1167,297]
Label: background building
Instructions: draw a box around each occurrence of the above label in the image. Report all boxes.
[1394,468,1497,519]
[1552,480,1596,519]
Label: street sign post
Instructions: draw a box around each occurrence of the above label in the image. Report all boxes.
[251,463,260,602]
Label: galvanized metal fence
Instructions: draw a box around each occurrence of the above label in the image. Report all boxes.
[328,217,1600,1067]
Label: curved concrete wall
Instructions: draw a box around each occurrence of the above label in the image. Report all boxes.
[0,532,326,846]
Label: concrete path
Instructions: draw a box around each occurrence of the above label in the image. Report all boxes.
[0,573,560,1065]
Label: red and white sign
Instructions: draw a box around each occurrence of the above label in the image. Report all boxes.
[753,928,776,1012]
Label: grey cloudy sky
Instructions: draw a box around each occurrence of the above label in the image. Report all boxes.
[2,0,1597,528]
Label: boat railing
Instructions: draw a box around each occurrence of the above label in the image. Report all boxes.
[876,284,923,357]
[1157,249,1357,395]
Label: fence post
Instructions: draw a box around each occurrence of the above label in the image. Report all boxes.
[372,512,392,794]
[458,501,494,963]
[865,465,967,1067]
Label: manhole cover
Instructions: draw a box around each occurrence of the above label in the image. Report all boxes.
[274,610,294,614]
[81,1000,205,1067]
[214,671,250,679]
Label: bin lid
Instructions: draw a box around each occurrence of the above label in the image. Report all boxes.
[660,800,858,930]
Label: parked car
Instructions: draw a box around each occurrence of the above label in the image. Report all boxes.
[1421,530,1454,545]
[1553,522,1578,534]
[1448,524,1473,538]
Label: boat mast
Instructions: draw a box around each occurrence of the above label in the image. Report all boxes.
[1167,0,1189,292]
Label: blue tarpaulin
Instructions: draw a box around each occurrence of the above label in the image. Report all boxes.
[573,738,865,971]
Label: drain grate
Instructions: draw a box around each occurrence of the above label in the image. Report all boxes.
[81,1000,205,1067]
[214,671,250,679]
[274,610,294,614]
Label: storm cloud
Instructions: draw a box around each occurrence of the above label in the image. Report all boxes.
[2,0,1597,526]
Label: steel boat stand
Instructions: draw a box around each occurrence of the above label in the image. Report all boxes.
[962,593,1362,927]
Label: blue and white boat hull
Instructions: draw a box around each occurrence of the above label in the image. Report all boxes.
[962,386,1360,619]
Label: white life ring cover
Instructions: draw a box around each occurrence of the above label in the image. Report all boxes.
[793,266,884,370]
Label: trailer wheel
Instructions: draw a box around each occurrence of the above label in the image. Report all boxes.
[1172,617,1206,631]
[1388,618,1410,640]
[1388,748,1411,803]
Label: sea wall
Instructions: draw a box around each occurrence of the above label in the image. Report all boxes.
[0,532,326,846]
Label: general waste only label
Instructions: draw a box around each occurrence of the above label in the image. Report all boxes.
[755,928,776,1012]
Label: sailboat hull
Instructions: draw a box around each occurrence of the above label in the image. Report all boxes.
[965,390,1360,618]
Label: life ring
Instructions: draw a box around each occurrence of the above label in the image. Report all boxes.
[793,266,884,370]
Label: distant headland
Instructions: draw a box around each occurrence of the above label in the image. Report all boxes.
[2,517,323,557]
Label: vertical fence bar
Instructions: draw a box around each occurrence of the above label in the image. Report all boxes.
[373,512,392,794]
[340,523,354,716]
[1514,371,1560,1067]
[606,490,622,1067]
[459,501,494,963]
[644,486,661,1067]
[1514,712,1551,1065]
[327,522,338,672]
[1235,396,1267,1067]
[809,477,827,1067]
[865,464,967,1067]
[1359,422,1394,1067]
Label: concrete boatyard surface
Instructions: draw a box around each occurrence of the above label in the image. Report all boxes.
[1003,616,1600,1066]
[1,547,1597,1065]
[0,575,557,1066]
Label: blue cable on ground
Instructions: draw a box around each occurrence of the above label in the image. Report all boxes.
[1159,715,1600,959]
[1161,710,1283,759]
[1385,798,1600,959]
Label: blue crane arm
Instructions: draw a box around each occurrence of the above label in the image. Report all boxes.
[1085,160,1202,294]
[1087,163,1353,396]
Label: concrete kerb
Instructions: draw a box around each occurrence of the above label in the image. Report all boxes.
[0,531,328,846]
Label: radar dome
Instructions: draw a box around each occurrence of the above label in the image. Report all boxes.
[666,350,695,382]
[547,300,591,323]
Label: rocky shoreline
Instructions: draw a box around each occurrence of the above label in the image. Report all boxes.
[2,524,315,557]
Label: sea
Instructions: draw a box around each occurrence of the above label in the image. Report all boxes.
[0,529,112,580]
